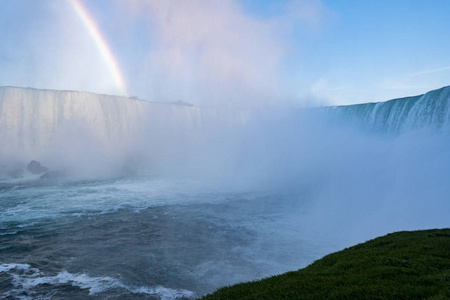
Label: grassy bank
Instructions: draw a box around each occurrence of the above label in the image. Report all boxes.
[201,228,450,299]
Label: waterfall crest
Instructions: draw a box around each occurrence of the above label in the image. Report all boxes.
[0,87,203,159]
[328,86,450,133]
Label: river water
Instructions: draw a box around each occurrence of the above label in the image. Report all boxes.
[0,177,335,299]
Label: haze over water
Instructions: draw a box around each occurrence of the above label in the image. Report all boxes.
[1,86,449,298]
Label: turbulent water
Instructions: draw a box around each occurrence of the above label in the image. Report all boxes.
[1,86,450,299]
[0,178,333,299]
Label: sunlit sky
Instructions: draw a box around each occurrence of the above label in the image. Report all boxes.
[0,0,449,106]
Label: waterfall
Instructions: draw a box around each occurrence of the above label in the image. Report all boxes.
[328,86,450,133]
[0,86,203,160]
[1,85,449,178]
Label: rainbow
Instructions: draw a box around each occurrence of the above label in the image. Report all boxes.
[69,0,128,96]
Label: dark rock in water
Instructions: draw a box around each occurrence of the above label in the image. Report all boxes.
[27,160,49,174]
[40,170,66,179]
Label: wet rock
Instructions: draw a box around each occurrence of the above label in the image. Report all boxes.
[27,160,49,174]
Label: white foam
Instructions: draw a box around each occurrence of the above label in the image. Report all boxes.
[0,263,196,299]
[0,263,33,273]
[0,177,237,224]
[16,222,37,228]
[131,285,196,300]
[0,231,17,236]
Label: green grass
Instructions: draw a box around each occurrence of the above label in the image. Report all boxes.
[201,228,450,300]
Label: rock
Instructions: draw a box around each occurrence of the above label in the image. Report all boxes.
[27,160,49,174]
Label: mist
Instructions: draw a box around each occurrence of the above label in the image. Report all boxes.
[3,90,447,249]
[137,104,450,247]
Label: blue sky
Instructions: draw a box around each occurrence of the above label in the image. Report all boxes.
[0,0,449,106]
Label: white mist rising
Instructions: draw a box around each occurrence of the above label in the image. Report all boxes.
[1,85,449,249]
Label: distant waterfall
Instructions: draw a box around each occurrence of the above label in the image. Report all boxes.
[2,85,450,165]
[0,87,203,159]
[327,86,450,133]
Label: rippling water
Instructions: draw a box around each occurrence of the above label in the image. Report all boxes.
[0,177,333,299]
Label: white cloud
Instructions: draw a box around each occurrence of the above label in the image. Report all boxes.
[121,0,331,107]
[407,65,450,77]
[285,0,334,32]
[122,0,284,107]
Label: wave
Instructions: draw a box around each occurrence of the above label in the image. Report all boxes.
[0,263,196,299]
